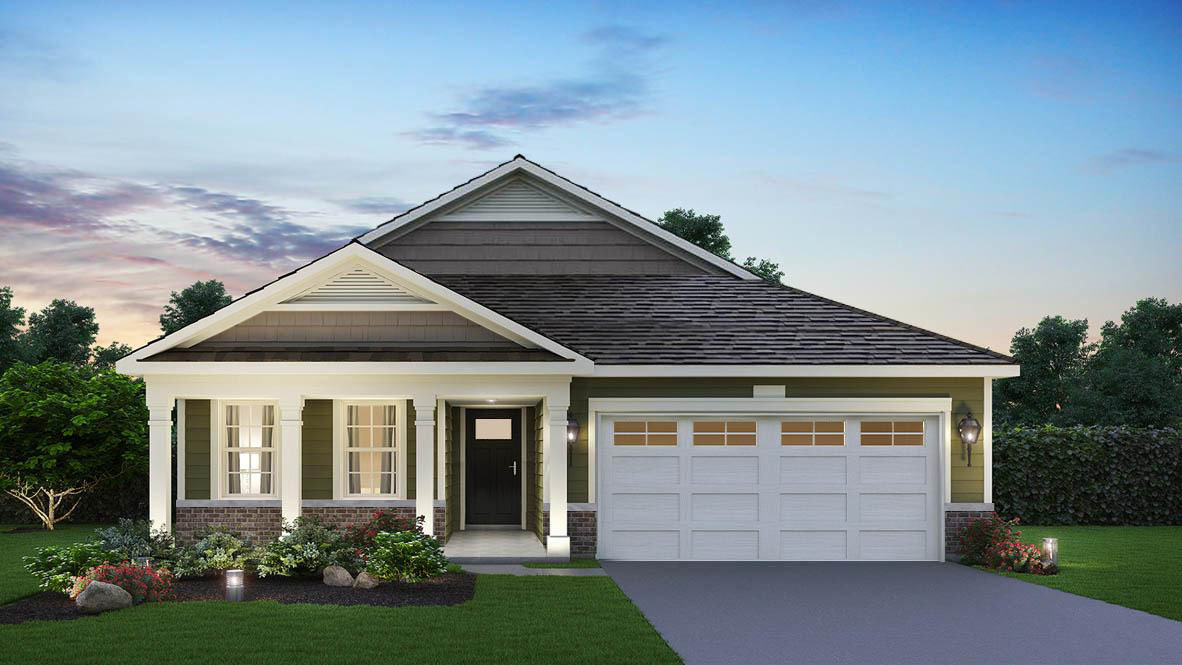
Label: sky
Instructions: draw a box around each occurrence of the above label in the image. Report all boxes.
[1,1,1179,353]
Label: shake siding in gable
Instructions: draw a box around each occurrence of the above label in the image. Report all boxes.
[571,377,987,504]
[183,400,211,500]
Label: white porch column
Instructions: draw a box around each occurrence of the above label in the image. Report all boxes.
[544,398,570,558]
[148,402,173,533]
[279,400,304,524]
[413,396,436,536]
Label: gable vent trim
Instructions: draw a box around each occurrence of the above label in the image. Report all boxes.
[440,179,595,221]
[283,267,435,305]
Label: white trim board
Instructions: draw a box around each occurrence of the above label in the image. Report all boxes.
[592,365,1019,378]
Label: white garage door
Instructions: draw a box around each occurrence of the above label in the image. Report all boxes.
[597,414,942,561]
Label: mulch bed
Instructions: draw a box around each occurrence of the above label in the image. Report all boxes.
[0,572,476,625]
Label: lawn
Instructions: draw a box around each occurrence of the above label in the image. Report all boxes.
[0,526,679,665]
[1001,525,1182,622]
[0,523,107,604]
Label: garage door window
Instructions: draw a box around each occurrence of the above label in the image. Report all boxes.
[693,420,756,445]
[613,421,677,445]
[860,420,924,445]
[781,420,845,446]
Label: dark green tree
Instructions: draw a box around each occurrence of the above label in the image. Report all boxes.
[994,316,1091,426]
[657,209,784,283]
[0,287,25,374]
[20,299,99,366]
[91,342,133,370]
[159,280,232,335]
[0,361,148,529]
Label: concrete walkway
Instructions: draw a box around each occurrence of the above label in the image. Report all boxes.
[605,561,1182,665]
[462,563,606,576]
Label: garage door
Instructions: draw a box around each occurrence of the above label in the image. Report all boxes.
[597,414,942,561]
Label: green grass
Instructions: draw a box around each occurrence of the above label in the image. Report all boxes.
[523,559,601,569]
[998,525,1182,622]
[0,527,678,664]
[0,523,107,604]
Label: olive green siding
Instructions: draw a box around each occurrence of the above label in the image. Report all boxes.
[531,404,544,540]
[301,399,334,499]
[445,405,460,539]
[183,399,211,500]
[406,400,417,500]
[570,377,987,503]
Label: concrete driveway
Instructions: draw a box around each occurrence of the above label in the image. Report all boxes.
[604,561,1182,665]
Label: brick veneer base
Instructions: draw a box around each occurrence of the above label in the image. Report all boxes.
[945,510,996,559]
[542,509,597,558]
[175,506,282,545]
[302,506,447,541]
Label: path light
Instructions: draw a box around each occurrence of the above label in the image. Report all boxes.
[225,569,245,602]
[957,412,981,467]
[1042,538,1059,565]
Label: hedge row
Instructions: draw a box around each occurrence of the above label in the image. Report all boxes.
[994,426,1182,525]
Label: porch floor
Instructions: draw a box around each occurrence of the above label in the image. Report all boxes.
[444,528,556,563]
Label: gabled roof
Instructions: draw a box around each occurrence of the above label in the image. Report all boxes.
[356,155,761,280]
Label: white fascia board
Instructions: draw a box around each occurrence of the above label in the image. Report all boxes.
[591,364,1020,378]
[123,360,590,377]
[116,243,592,375]
[357,157,758,280]
[588,396,953,415]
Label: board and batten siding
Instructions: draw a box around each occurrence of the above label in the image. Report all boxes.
[445,406,460,538]
[183,399,211,500]
[531,405,544,540]
[372,220,721,276]
[570,377,987,504]
[301,400,333,500]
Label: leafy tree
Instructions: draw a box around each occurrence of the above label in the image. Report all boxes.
[994,316,1090,427]
[0,361,148,530]
[20,299,98,366]
[1095,297,1182,371]
[0,286,26,374]
[657,209,784,283]
[159,280,232,335]
[92,342,133,370]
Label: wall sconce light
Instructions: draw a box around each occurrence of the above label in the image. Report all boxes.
[567,417,580,467]
[225,568,245,602]
[957,412,981,467]
[1042,538,1058,565]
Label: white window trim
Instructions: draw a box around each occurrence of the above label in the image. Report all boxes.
[333,399,408,500]
[213,399,281,500]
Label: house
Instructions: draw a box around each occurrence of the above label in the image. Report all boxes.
[116,156,1017,561]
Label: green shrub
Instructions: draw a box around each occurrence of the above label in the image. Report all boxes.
[23,541,114,592]
[994,426,1182,525]
[957,515,1056,575]
[95,518,174,560]
[365,530,448,583]
[169,528,253,579]
[342,511,422,552]
[256,516,362,577]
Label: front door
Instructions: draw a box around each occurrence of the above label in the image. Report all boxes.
[465,409,522,525]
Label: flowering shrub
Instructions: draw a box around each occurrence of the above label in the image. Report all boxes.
[23,541,114,593]
[342,511,423,553]
[95,518,174,560]
[168,529,254,579]
[71,563,175,604]
[365,530,448,583]
[959,515,1057,575]
[256,516,362,577]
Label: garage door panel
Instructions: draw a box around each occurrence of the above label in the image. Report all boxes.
[780,530,847,560]
[779,493,847,521]
[613,456,680,485]
[859,530,927,560]
[859,456,926,485]
[612,493,680,522]
[612,531,681,559]
[691,456,759,484]
[779,456,847,484]
[691,493,759,521]
[860,493,927,521]
[691,530,759,560]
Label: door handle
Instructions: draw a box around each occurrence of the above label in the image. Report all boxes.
[510,461,518,476]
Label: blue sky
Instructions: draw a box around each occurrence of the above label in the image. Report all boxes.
[1,1,1179,351]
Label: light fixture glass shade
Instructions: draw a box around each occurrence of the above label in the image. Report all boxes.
[957,413,981,445]
[225,568,245,602]
[567,418,579,443]
[1042,538,1058,565]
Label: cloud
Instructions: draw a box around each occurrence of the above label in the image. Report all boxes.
[170,185,289,225]
[334,196,416,216]
[407,25,666,149]
[158,219,369,265]
[0,162,160,231]
[1091,149,1178,171]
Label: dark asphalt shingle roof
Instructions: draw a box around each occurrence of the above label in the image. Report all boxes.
[434,275,1014,366]
[145,346,569,362]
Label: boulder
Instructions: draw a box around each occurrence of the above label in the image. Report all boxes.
[75,581,132,614]
[323,565,354,587]
[353,572,379,589]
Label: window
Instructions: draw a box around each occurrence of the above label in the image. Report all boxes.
[223,403,276,496]
[344,403,398,496]
[781,420,845,446]
[693,421,756,446]
[613,421,677,446]
[474,418,513,440]
[860,420,925,446]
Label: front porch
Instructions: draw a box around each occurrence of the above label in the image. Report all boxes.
[146,374,580,559]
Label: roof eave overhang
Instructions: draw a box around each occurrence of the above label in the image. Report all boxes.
[591,364,1020,378]
[122,359,593,377]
